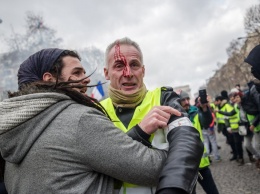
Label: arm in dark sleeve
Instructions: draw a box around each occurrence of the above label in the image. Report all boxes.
[156,124,203,194]
[198,107,213,129]
[251,114,260,127]
[218,109,236,116]
[126,125,152,147]
[250,86,260,126]
[156,87,203,193]
[251,85,260,114]
[160,87,188,117]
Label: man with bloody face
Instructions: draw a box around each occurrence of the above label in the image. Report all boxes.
[0,48,200,194]
[101,37,204,194]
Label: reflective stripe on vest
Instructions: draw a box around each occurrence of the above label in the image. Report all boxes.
[101,88,162,193]
[193,114,210,168]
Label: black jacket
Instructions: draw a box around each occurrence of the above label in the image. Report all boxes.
[247,84,260,126]
[115,87,204,194]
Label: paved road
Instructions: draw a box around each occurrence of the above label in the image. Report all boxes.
[196,132,260,194]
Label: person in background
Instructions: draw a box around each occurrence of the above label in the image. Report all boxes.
[208,95,222,153]
[179,90,219,194]
[243,44,260,169]
[214,95,237,161]
[101,37,203,194]
[229,87,254,162]
[235,84,242,93]
[209,99,221,147]
[195,97,221,162]
[231,90,258,163]
[215,91,244,166]
[0,48,203,194]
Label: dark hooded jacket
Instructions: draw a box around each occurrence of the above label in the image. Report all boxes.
[245,45,260,80]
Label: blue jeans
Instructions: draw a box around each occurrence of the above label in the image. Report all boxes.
[193,167,219,194]
[202,128,221,160]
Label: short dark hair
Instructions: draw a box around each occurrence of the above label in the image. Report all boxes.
[215,96,223,101]
[220,90,228,100]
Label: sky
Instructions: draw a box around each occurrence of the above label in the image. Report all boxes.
[0,0,259,97]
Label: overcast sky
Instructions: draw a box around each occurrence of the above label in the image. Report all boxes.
[0,0,259,96]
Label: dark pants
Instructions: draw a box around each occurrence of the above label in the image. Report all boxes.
[219,123,237,157]
[193,167,219,194]
[228,133,238,157]
[246,148,253,157]
[233,132,244,159]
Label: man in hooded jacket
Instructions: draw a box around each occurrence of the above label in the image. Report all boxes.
[244,44,260,169]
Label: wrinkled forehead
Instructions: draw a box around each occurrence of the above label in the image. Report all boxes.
[107,44,142,64]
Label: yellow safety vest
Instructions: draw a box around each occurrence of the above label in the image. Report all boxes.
[228,104,239,130]
[216,103,239,130]
[101,88,163,194]
[192,114,210,168]
[210,103,215,110]
[101,88,162,142]
[215,106,225,124]
[101,88,208,193]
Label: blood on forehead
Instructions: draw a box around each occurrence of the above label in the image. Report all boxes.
[114,42,131,77]
[114,42,127,65]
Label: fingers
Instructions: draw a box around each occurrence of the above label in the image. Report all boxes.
[198,96,201,103]
[138,106,182,135]
[154,106,181,117]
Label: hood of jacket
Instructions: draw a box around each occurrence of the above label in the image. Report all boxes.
[188,105,198,124]
[245,45,260,69]
[0,92,74,164]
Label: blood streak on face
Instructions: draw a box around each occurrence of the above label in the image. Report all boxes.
[114,42,131,77]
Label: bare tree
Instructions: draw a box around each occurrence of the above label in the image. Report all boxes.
[226,39,242,58]
[24,12,62,52]
[0,12,106,97]
[244,4,260,34]
[205,3,260,95]
[0,12,63,91]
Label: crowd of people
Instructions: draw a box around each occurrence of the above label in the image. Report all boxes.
[212,87,260,167]
[0,38,259,194]
[210,46,260,171]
